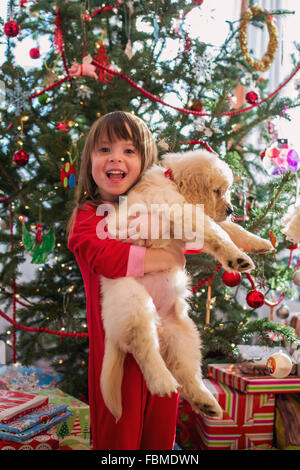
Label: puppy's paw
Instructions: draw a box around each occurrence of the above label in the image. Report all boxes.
[191,383,223,419]
[224,252,254,273]
[147,371,178,397]
[248,239,274,254]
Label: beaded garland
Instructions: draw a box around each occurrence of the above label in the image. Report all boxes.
[239,5,278,72]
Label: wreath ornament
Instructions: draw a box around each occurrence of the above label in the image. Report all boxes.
[239,5,278,72]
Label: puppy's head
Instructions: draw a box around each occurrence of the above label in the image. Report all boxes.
[161,149,233,222]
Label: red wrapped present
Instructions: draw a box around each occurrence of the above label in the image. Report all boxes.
[194,379,275,450]
[207,363,300,394]
[0,426,59,450]
[0,390,48,423]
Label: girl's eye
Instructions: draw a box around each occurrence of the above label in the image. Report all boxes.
[99,147,110,153]
[125,148,135,154]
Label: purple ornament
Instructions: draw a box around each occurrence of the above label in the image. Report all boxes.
[287,149,299,172]
[272,166,286,176]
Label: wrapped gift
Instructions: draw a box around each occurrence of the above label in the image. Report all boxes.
[207,363,300,394]
[35,388,90,449]
[194,379,275,450]
[0,403,67,434]
[0,426,59,450]
[0,390,48,423]
[0,364,62,390]
[0,410,72,442]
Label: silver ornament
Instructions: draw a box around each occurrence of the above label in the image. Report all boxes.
[293,270,300,287]
[276,304,290,319]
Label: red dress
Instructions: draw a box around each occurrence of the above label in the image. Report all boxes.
[68,202,179,450]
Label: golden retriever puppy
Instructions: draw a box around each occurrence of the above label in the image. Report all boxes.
[100,150,273,422]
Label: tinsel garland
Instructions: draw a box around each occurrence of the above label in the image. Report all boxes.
[239,5,278,72]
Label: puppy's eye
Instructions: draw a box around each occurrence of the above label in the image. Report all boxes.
[214,189,221,196]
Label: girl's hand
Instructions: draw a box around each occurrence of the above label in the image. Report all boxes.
[118,211,173,247]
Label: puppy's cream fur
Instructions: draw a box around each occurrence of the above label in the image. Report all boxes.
[100,150,273,421]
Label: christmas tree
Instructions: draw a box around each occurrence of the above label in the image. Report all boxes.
[0,0,300,399]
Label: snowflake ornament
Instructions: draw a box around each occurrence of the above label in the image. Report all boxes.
[193,51,216,82]
[6,81,31,115]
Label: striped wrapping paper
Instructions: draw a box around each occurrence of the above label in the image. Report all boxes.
[195,379,275,450]
[207,364,300,394]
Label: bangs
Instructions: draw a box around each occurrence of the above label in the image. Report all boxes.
[92,111,143,153]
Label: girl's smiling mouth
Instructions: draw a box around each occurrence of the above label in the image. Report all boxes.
[106,170,127,180]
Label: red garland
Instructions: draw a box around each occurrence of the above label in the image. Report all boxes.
[91,59,300,118]
[54,6,72,84]
[25,59,299,119]
[0,308,88,338]
[91,1,122,16]
[28,76,69,100]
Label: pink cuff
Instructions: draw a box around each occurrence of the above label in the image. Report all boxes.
[126,245,146,277]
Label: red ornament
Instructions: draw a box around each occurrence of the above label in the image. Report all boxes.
[13,150,29,167]
[82,12,92,21]
[29,48,41,59]
[190,99,204,112]
[222,271,242,287]
[245,91,259,104]
[184,33,192,53]
[4,20,20,37]
[246,289,265,309]
[260,149,266,159]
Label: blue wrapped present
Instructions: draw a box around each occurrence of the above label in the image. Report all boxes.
[0,364,63,389]
[0,410,72,442]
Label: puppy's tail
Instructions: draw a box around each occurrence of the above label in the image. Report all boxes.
[100,340,125,423]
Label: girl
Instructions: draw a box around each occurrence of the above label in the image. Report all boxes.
[68,111,186,450]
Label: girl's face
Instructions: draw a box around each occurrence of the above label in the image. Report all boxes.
[91,135,142,202]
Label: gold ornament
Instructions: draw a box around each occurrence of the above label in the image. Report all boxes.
[239,5,278,72]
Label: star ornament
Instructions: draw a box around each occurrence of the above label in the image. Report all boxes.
[56,122,69,132]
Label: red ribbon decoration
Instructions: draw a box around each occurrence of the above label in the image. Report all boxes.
[91,1,123,16]
[91,59,300,118]
[0,308,88,338]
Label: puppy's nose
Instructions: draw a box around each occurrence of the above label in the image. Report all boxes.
[226,206,233,216]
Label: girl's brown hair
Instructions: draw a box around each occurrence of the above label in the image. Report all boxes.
[67,111,158,234]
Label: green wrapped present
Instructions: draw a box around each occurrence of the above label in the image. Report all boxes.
[35,388,90,449]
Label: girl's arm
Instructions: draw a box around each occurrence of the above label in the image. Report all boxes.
[68,204,141,279]
[68,204,185,279]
